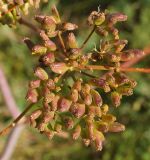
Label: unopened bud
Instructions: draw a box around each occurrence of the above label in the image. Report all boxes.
[111,91,121,107]
[62,22,78,31]
[40,52,55,66]
[26,89,38,103]
[96,27,108,37]
[51,95,60,111]
[91,89,103,107]
[73,80,82,91]
[70,103,85,118]
[42,111,55,123]
[29,80,41,89]
[44,129,55,140]
[50,62,69,74]
[101,104,109,114]
[88,11,105,26]
[58,98,72,112]
[32,45,47,55]
[94,131,105,151]
[102,114,116,123]
[108,122,125,132]
[46,79,55,90]
[71,89,78,102]
[34,67,48,80]
[67,32,78,48]
[69,48,81,60]
[107,12,127,24]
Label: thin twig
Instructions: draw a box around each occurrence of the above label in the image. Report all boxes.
[58,31,67,56]
[0,103,33,136]
[80,26,96,49]
[18,18,40,33]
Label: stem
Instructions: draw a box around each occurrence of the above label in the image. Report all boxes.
[0,103,33,136]
[79,65,150,73]
[80,26,96,49]
[120,67,150,73]
[58,31,67,56]
[18,18,40,32]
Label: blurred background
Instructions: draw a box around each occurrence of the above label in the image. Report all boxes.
[0,0,150,159]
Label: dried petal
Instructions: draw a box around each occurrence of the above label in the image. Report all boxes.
[62,22,78,31]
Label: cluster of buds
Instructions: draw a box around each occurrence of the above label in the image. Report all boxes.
[0,0,42,26]
[24,6,144,151]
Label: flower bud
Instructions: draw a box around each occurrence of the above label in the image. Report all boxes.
[83,139,91,147]
[69,48,81,60]
[96,121,108,133]
[50,62,69,74]
[72,125,81,140]
[70,103,85,118]
[71,89,78,102]
[29,109,42,127]
[106,74,116,88]
[84,94,92,106]
[81,84,91,95]
[113,73,129,85]
[91,79,110,93]
[101,104,109,114]
[42,111,55,123]
[110,91,122,107]
[45,40,57,51]
[91,89,103,107]
[62,22,78,31]
[44,129,55,140]
[40,52,55,66]
[96,27,108,37]
[113,39,128,52]
[117,86,133,96]
[37,122,46,132]
[34,67,48,80]
[29,80,41,89]
[73,80,82,91]
[51,95,60,111]
[44,92,55,104]
[67,32,78,48]
[94,131,105,151]
[46,79,55,90]
[32,45,47,55]
[58,98,72,112]
[102,114,116,123]
[43,16,56,32]
[26,89,38,103]
[107,12,127,24]
[88,11,105,26]
[87,121,94,140]
[108,122,125,132]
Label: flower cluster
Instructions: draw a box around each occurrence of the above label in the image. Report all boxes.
[0,0,42,26]
[24,6,144,151]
